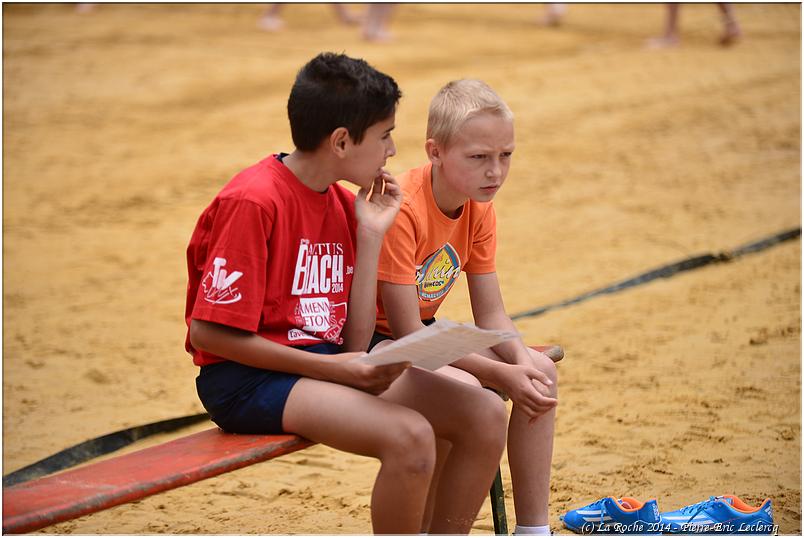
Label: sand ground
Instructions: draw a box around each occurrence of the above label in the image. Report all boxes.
[3,3,800,534]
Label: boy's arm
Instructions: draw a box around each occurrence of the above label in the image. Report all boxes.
[380,281,526,389]
[466,271,535,365]
[341,172,402,352]
[189,319,408,395]
[340,226,385,352]
[381,277,555,419]
[379,281,428,338]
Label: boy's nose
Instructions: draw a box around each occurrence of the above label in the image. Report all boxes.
[487,160,502,178]
[387,138,397,157]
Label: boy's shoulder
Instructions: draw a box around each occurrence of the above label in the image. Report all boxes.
[215,155,286,210]
[396,163,431,213]
[216,154,354,212]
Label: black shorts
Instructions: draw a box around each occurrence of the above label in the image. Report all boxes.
[195,342,339,435]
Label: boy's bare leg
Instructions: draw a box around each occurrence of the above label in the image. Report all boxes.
[332,3,361,25]
[257,4,285,32]
[363,4,395,42]
[437,352,557,528]
[717,3,741,46]
[381,367,508,534]
[419,366,481,531]
[543,4,566,27]
[282,377,436,534]
[420,438,451,532]
[503,349,557,526]
[647,3,681,49]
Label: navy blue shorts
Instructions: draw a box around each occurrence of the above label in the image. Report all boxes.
[195,342,339,435]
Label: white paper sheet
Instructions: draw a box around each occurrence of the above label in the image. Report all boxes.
[354,319,519,371]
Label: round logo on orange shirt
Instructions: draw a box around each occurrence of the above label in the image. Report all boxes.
[416,243,461,302]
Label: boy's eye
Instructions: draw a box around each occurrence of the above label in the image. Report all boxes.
[501,152,513,158]
[471,154,486,159]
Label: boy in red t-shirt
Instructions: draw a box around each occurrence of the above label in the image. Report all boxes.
[373,79,559,535]
[185,54,507,534]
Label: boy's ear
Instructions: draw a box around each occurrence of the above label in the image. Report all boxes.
[330,127,351,158]
[425,139,442,165]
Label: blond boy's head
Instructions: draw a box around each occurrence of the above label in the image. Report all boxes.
[426,79,513,147]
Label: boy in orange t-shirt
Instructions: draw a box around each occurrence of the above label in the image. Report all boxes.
[373,79,558,535]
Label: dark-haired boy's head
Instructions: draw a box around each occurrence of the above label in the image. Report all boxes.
[288,52,402,151]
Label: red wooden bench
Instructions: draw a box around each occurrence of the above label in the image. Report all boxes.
[3,430,314,534]
[3,345,562,535]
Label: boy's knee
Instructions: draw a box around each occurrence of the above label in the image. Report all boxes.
[531,351,559,387]
[385,414,436,475]
[462,390,508,450]
[484,390,510,439]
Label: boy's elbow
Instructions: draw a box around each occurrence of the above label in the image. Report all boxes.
[189,319,211,351]
[341,327,370,353]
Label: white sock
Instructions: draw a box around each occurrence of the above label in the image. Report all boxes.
[514,523,551,535]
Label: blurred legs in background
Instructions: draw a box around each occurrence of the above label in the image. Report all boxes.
[363,4,396,42]
[258,4,361,33]
[543,4,566,27]
[648,3,742,49]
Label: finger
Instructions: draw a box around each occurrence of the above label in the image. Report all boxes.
[526,368,553,386]
[375,362,411,374]
[530,379,553,398]
[518,398,556,422]
[373,175,384,194]
[381,174,400,192]
[380,171,397,185]
[382,181,401,198]
[529,386,557,404]
[533,394,558,408]
[518,387,557,411]
[516,401,546,421]
[379,368,407,385]
[518,392,547,414]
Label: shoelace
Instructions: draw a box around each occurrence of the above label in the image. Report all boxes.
[680,496,720,523]
[584,498,610,526]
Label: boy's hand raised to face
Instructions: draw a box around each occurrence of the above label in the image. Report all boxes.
[355,170,402,240]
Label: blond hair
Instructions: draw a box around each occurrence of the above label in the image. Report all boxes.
[426,79,513,147]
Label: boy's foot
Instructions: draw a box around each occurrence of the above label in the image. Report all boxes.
[719,21,742,46]
[660,495,774,534]
[257,15,285,32]
[363,28,393,42]
[561,497,662,534]
[542,3,566,26]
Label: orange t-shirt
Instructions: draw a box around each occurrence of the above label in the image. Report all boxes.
[375,162,497,336]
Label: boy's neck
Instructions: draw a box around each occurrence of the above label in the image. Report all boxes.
[431,165,467,219]
[283,150,337,193]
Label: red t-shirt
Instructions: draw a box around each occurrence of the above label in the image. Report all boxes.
[185,154,357,366]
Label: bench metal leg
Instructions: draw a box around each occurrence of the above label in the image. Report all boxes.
[490,466,508,535]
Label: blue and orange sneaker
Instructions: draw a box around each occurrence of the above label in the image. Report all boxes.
[661,495,775,534]
[561,496,662,534]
